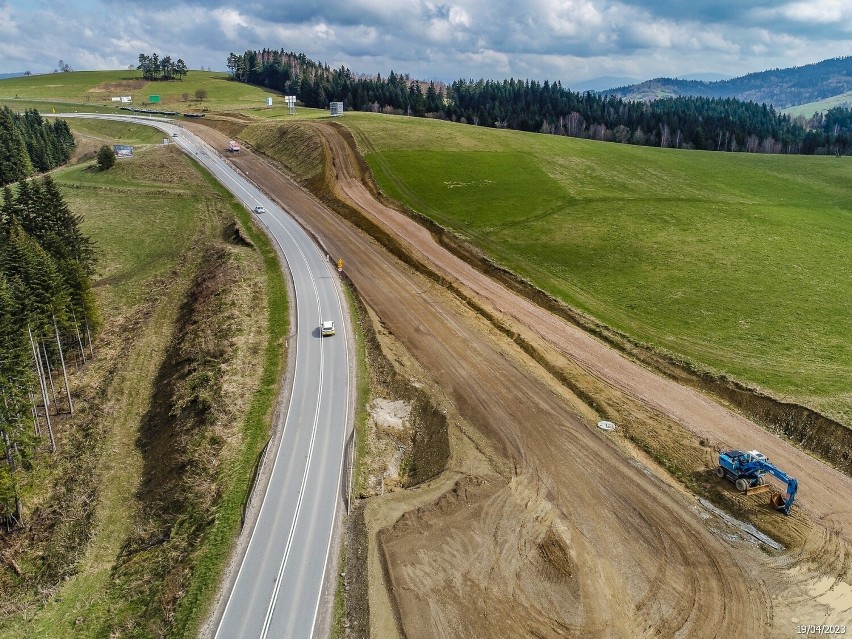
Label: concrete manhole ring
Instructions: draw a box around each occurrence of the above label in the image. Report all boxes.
[597,420,616,431]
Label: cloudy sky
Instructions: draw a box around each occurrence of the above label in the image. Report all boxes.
[1,0,850,88]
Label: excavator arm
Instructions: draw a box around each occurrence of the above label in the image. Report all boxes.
[755,461,798,515]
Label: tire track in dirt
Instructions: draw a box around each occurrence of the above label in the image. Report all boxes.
[185,121,770,637]
[315,120,852,540]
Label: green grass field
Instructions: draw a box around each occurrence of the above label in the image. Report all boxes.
[784,91,852,117]
[58,144,205,313]
[64,118,166,144]
[0,69,280,113]
[0,70,340,129]
[342,113,851,425]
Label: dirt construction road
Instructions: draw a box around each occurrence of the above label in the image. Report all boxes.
[187,120,851,638]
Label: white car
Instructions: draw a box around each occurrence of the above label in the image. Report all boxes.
[321,320,335,336]
[253,205,266,214]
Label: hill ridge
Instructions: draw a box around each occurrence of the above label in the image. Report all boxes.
[602,56,852,108]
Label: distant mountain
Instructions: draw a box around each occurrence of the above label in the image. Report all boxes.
[0,72,24,80]
[571,76,641,93]
[602,57,852,109]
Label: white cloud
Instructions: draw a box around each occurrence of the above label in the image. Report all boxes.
[312,22,336,40]
[778,0,852,26]
[447,5,471,28]
[0,3,19,37]
[212,7,249,41]
[548,0,605,36]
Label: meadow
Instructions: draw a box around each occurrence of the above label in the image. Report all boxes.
[0,69,283,114]
[783,91,852,117]
[342,113,851,425]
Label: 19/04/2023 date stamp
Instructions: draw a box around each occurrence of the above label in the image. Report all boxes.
[797,626,847,635]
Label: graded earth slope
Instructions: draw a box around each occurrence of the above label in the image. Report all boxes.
[183,120,786,637]
[312,120,852,539]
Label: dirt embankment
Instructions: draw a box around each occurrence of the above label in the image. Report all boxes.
[339,281,454,638]
[188,117,852,638]
[345,121,852,474]
[306,119,852,528]
[438,226,852,473]
[105,223,267,636]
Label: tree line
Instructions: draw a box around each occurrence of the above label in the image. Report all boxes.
[137,53,189,81]
[226,49,851,156]
[0,107,75,186]
[0,175,97,525]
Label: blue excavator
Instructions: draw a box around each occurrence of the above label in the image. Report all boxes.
[716,449,799,515]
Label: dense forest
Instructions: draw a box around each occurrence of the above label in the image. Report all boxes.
[0,107,75,186]
[226,50,851,155]
[604,56,852,109]
[0,175,97,524]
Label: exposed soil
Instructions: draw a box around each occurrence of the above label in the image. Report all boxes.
[185,119,852,637]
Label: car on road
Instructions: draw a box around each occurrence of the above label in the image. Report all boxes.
[321,320,335,336]
[171,132,179,137]
[253,205,266,214]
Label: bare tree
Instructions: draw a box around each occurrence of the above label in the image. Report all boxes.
[660,123,671,148]
[745,135,760,153]
[566,112,585,138]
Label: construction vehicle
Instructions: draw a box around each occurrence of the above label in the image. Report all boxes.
[716,449,798,515]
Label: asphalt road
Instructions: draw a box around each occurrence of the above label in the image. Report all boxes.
[59,114,353,639]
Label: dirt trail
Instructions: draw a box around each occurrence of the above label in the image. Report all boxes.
[184,121,788,637]
[313,121,852,539]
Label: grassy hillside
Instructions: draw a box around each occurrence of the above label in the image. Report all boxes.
[342,113,851,425]
[0,70,284,114]
[784,91,852,117]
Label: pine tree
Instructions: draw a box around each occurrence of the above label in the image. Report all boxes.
[37,175,97,275]
[0,106,32,186]
[0,274,33,423]
[1,185,20,239]
[2,223,69,334]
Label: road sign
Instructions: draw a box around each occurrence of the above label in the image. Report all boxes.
[149,95,160,103]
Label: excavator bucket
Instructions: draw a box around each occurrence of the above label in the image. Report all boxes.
[769,493,787,510]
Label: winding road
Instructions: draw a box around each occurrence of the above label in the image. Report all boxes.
[59,114,353,639]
